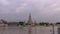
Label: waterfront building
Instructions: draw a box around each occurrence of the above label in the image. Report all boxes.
[27,13,33,25]
[56,23,60,34]
[8,22,19,27]
[0,19,8,27]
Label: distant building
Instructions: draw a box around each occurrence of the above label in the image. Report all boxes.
[8,22,19,27]
[56,23,60,34]
[0,19,8,27]
[27,13,33,25]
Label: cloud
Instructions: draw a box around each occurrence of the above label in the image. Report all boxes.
[15,3,27,13]
[0,0,60,22]
[0,0,10,5]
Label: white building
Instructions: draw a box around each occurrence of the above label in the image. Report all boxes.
[26,13,58,34]
[27,13,33,25]
[56,23,60,34]
[0,19,8,27]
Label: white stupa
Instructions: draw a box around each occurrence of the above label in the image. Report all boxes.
[27,13,33,25]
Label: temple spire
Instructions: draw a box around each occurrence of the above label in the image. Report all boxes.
[29,13,31,21]
[27,13,33,25]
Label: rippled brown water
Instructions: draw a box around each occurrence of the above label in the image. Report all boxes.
[0,26,58,34]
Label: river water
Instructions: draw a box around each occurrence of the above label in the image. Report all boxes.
[0,26,58,34]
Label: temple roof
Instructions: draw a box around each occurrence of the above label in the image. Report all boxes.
[0,19,7,24]
[27,13,33,24]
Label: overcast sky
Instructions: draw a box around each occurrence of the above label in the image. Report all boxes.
[0,0,60,23]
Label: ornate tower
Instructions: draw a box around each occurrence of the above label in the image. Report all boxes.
[27,13,33,25]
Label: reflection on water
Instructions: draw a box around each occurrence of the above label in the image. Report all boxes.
[0,26,58,34]
[0,26,28,34]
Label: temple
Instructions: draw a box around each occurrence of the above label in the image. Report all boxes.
[0,19,7,27]
[27,13,33,25]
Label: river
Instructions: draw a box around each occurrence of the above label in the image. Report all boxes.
[0,26,58,34]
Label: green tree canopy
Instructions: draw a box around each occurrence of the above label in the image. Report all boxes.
[19,21,25,26]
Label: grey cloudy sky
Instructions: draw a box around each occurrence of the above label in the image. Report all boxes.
[0,0,60,22]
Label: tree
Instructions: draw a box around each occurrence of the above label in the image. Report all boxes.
[19,21,25,26]
[39,22,49,26]
[25,23,31,25]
